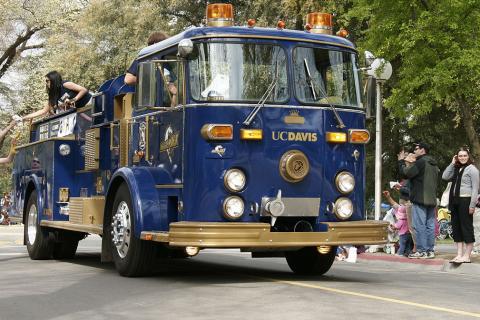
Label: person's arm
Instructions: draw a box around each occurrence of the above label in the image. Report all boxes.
[63,81,88,105]
[0,120,16,147]
[469,166,479,212]
[124,73,137,85]
[382,190,399,208]
[400,157,420,179]
[442,159,456,181]
[0,139,16,164]
[125,60,138,86]
[168,82,178,107]
[22,104,50,121]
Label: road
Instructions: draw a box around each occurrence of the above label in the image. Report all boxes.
[1,225,479,320]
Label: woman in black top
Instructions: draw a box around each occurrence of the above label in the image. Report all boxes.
[22,71,91,121]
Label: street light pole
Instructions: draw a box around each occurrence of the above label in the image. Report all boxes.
[374,80,383,221]
[365,55,392,221]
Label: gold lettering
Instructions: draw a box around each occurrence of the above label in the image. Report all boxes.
[312,133,317,142]
[280,132,288,140]
[272,132,280,140]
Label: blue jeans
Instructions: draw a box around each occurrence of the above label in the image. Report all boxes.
[398,233,413,256]
[412,204,436,253]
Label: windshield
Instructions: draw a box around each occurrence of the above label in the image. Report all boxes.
[293,47,362,108]
[190,42,288,102]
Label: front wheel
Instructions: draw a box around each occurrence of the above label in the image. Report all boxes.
[25,191,53,259]
[285,246,336,275]
[107,184,156,276]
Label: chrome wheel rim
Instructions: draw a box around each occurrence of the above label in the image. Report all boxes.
[27,204,37,245]
[111,201,131,258]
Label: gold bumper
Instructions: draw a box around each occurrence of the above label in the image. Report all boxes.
[140,220,389,248]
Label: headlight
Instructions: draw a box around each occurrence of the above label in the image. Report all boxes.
[335,171,355,194]
[224,168,246,192]
[59,144,71,156]
[223,196,244,220]
[334,197,353,220]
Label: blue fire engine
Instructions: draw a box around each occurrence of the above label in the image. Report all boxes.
[11,4,388,276]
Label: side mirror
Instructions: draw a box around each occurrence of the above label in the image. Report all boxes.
[178,39,194,58]
[364,76,376,119]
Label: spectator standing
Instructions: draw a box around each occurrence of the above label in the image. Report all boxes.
[398,142,439,259]
[383,190,413,256]
[442,147,479,263]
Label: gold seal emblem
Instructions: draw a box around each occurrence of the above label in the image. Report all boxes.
[284,110,305,124]
[279,150,310,183]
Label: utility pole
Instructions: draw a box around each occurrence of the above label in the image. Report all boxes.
[365,56,392,220]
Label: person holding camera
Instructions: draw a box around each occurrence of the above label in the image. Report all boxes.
[21,71,91,121]
[398,142,439,259]
[442,146,479,263]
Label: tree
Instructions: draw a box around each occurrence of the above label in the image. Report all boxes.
[350,0,480,159]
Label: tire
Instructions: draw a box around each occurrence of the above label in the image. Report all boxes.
[107,183,156,277]
[285,246,336,275]
[25,190,53,259]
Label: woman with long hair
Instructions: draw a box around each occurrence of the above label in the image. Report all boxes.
[442,146,479,263]
[22,71,91,121]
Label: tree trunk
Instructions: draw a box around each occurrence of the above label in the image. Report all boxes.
[456,96,480,159]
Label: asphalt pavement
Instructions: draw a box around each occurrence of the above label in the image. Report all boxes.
[1,224,480,319]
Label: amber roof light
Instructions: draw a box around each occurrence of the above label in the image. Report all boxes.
[306,12,333,34]
[206,3,234,27]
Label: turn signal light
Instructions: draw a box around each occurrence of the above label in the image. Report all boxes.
[349,129,370,144]
[240,128,262,140]
[206,3,234,26]
[201,124,233,140]
[326,132,347,143]
[306,12,333,35]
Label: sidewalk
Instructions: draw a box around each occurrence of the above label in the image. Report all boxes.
[357,247,480,274]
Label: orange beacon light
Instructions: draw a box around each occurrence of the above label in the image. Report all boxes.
[206,3,234,27]
[306,12,333,35]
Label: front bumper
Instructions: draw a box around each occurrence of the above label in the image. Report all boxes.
[140,220,389,248]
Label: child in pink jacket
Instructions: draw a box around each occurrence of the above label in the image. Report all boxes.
[383,191,413,256]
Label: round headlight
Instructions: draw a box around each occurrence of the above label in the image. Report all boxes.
[335,171,355,194]
[224,168,246,192]
[223,196,244,220]
[334,197,354,220]
[59,144,71,156]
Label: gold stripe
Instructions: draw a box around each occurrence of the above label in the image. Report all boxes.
[255,277,480,318]
[16,136,75,149]
[155,184,184,189]
[40,220,103,235]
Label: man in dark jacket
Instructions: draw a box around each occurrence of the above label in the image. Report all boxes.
[398,142,439,259]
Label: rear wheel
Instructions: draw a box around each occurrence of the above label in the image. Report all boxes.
[285,246,336,275]
[25,191,53,259]
[107,184,156,276]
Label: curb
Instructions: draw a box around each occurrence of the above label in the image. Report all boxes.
[356,253,480,274]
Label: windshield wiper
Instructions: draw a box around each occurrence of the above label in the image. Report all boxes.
[303,59,345,129]
[243,62,279,126]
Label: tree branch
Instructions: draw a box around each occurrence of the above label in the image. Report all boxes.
[0,26,44,79]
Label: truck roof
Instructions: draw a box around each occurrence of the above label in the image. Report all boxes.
[137,26,357,60]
